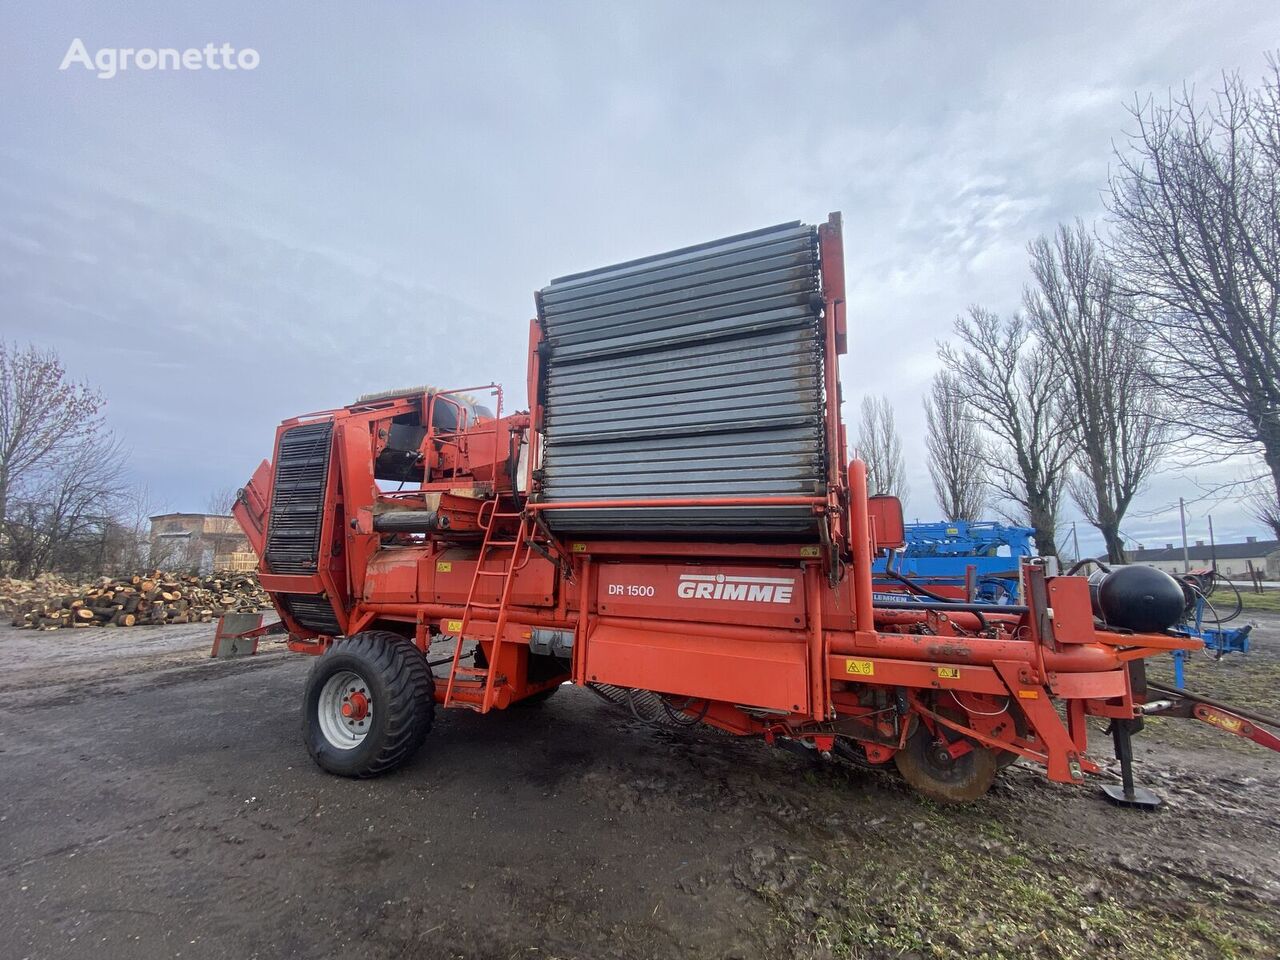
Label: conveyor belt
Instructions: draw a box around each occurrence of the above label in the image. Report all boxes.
[535,221,826,537]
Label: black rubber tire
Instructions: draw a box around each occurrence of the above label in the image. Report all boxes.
[302,631,435,778]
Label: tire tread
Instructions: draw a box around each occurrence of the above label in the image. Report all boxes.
[304,630,435,778]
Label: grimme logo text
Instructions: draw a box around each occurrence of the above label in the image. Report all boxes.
[60,38,260,79]
[676,574,795,603]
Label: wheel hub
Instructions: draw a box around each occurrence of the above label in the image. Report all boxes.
[930,742,956,768]
[894,715,999,803]
[341,691,369,721]
[317,670,375,750]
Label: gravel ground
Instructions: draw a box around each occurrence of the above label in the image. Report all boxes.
[1,616,1278,960]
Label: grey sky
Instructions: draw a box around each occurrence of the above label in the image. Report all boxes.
[1,2,1274,553]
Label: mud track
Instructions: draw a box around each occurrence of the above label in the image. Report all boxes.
[2,617,1278,959]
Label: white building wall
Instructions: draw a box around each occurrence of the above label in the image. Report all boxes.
[1132,557,1271,578]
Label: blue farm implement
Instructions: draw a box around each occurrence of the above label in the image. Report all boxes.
[872,520,1034,604]
[1168,568,1252,688]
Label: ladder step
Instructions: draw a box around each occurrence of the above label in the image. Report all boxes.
[450,514,530,720]
[446,679,505,693]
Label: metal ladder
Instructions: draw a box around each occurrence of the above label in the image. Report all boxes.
[442,501,531,713]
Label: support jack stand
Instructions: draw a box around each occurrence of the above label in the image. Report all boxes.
[1101,719,1161,810]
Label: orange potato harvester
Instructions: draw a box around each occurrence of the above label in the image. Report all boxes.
[234,214,1257,804]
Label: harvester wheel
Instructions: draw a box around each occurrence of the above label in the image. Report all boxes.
[894,722,998,804]
[303,631,435,778]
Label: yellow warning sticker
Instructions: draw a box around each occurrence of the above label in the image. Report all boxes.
[445,619,463,633]
[436,561,452,573]
[572,542,587,553]
[845,659,874,676]
[935,666,960,679]
[1203,710,1243,732]
[800,545,820,557]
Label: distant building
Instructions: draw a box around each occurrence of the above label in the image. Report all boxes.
[148,513,255,573]
[1125,537,1280,580]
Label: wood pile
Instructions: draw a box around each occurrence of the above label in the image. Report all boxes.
[4,571,271,631]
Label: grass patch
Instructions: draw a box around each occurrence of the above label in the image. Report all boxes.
[756,833,1279,960]
[1236,590,1280,614]
[1146,650,1280,712]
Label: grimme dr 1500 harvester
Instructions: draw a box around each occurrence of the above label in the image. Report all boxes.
[233,214,1277,804]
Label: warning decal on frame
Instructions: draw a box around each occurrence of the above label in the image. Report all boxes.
[445,619,463,633]
[845,659,874,676]
[1201,709,1243,733]
[935,666,960,679]
[437,561,452,573]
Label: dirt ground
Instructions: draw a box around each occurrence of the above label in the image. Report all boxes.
[2,614,1279,960]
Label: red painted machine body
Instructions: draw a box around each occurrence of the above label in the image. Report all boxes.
[233,213,1206,800]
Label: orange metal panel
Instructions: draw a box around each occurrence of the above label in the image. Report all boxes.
[1047,577,1097,643]
[424,547,557,608]
[584,620,809,714]
[363,550,419,603]
[867,495,906,550]
[595,561,806,630]
[259,572,324,593]
[827,655,1008,695]
[1052,669,1127,700]
[563,540,822,561]
[528,496,825,510]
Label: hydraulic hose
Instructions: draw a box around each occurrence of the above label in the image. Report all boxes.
[881,568,954,603]
[875,599,1026,616]
[878,569,994,631]
[1067,558,1110,577]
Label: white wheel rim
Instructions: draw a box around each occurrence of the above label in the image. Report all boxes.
[318,670,374,750]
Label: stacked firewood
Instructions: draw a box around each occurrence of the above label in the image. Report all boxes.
[0,574,78,619]
[4,571,271,631]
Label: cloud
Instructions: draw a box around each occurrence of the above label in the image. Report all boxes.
[1,0,1276,547]
[0,154,504,507]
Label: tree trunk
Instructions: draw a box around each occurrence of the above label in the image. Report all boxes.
[1089,475,1127,564]
[1100,526,1127,564]
[0,474,8,566]
[1262,432,1280,540]
[1027,492,1059,559]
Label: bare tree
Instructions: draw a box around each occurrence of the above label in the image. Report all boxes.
[0,343,104,565]
[1243,475,1280,539]
[1108,61,1280,525]
[938,308,1075,557]
[923,370,987,521]
[205,485,237,515]
[112,483,165,573]
[3,432,129,579]
[856,395,907,501]
[1025,222,1171,562]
